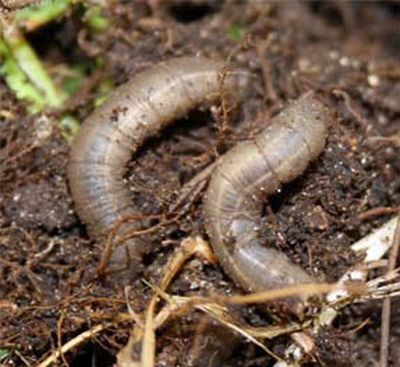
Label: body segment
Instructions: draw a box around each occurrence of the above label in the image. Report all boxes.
[68,56,236,270]
[68,55,332,312]
[204,92,332,312]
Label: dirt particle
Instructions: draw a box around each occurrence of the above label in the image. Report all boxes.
[308,205,331,231]
[4,180,76,232]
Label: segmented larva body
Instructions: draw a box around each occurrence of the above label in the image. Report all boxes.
[68,57,236,268]
[204,92,332,313]
[68,56,332,313]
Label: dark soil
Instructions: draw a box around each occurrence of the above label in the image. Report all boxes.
[0,1,399,366]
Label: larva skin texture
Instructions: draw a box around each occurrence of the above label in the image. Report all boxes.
[204,92,332,314]
[68,57,237,270]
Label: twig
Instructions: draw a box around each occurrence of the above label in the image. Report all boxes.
[13,350,31,366]
[380,214,400,367]
[136,237,209,367]
[332,89,372,133]
[96,213,163,276]
[358,206,400,221]
[36,324,108,367]
[33,240,56,261]
[168,161,216,214]
[57,311,69,367]
[116,236,215,367]
[256,34,279,104]
[224,282,364,305]
[0,257,43,298]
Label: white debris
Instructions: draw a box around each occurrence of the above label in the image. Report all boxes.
[327,217,397,303]
[367,74,380,87]
[351,217,397,262]
[276,216,398,367]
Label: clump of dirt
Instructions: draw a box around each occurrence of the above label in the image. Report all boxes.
[4,180,76,232]
[0,1,399,366]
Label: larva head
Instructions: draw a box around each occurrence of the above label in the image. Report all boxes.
[258,91,333,186]
[285,91,333,161]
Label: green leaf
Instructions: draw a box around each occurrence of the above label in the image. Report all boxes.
[15,0,72,31]
[0,349,10,362]
[84,6,109,33]
[0,38,45,112]
[4,31,66,108]
[227,24,245,41]
[59,114,80,143]
[93,77,113,107]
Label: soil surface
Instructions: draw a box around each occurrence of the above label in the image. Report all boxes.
[0,2,399,367]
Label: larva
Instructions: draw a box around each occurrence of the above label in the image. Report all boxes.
[68,56,237,271]
[203,91,333,314]
[68,55,332,315]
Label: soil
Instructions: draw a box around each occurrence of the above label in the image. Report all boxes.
[0,1,399,367]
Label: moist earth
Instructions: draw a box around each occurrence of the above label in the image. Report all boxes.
[0,2,399,366]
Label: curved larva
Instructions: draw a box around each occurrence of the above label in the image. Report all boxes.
[68,56,237,270]
[203,92,333,314]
